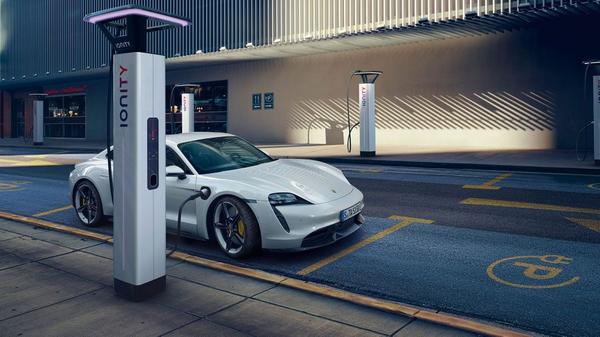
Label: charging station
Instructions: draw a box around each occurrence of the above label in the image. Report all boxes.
[354,71,382,157]
[345,71,383,156]
[359,82,376,157]
[29,93,47,145]
[84,5,190,301]
[181,93,195,133]
[592,75,600,165]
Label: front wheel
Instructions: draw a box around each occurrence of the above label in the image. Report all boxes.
[74,181,105,227]
[213,197,260,258]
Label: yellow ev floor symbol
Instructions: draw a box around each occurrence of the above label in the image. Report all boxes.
[588,183,600,191]
[0,180,30,192]
[487,255,580,289]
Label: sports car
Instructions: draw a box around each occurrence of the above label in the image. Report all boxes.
[69,132,364,258]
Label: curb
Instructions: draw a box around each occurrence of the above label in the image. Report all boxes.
[0,211,531,337]
[305,157,600,175]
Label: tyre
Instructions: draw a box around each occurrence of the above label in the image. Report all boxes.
[73,180,105,227]
[212,197,260,258]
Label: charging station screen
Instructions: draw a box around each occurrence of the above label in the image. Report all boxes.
[147,117,159,190]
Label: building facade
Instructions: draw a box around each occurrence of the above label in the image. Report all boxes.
[1,0,599,151]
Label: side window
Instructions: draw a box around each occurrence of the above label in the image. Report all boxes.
[166,146,192,174]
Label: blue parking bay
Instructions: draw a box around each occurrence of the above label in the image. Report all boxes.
[176,216,401,276]
[305,223,600,337]
[0,173,71,216]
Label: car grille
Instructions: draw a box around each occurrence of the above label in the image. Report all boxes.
[301,215,360,248]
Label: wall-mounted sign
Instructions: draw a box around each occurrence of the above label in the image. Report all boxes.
[264,92,274,109]
[252,93,262,110]
[45,85,88,96]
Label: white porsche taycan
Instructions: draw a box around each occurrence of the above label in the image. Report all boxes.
[69,133,364,258]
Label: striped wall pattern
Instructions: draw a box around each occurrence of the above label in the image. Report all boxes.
[0,0,590,81]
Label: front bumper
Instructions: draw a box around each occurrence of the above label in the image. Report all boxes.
[252,188,364,250]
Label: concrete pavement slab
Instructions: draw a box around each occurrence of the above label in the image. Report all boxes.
[150,276,245,317]
[393,320,482,337]
[0,219,99,250]
[81,242,113,259]
[41,250,113,286]
[255,285,410,335]
[0,288,197,337]
[0,218,51,236]
[168,262,275,297]
[210,298,384,337]
[21,227,99,250]
[0,251,27,270]
[0,228,20,241]
[0,235,71,261]
[0,262,103,321]
[164,319,251,337]
[83,242,183,267]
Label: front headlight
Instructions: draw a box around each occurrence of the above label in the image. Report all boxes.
[268,193,311,205]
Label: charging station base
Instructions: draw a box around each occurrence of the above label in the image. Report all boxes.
[114,276,166,302]
[360,151,376,157]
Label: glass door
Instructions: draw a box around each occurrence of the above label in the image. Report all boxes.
[11,98,24,138]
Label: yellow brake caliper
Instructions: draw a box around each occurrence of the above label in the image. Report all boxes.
[237,218,245,237]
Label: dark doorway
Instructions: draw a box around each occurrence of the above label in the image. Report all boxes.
[11,98,24,138]
[166,80,228,134]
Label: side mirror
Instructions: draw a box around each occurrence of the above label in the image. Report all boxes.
[166,165,186,180]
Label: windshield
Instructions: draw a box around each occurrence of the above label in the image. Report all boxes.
[178,136,273,174]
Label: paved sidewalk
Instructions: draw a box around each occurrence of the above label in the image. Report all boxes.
[259,144,600,174]
[0,218,483,337]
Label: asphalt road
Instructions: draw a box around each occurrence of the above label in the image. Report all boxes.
[1,153,600,336]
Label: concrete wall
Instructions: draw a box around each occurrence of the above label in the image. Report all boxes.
[168,17,599,152]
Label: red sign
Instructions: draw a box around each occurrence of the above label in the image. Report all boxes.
[45,85,88,96]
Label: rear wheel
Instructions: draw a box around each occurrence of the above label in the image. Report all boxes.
[74,181,104,227]
[213,197,260,258]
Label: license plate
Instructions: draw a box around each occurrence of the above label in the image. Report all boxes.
[340,202,363,222]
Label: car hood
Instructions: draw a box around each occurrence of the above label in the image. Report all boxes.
[209,159,353,204]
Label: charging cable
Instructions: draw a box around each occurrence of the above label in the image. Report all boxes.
[346,71,360,153]
[576,121,594,161]
[167,187,211,257]
[106,48,116,201]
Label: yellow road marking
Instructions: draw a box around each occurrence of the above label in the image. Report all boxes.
[0,210,528,337]
[33,205,73,217]
[463,173,512,190]
[0,158,21,164]
[297,215,434,276]
[461,197,600,215]
[566,217,600,233]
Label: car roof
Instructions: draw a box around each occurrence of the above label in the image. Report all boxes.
[166,132,233,146]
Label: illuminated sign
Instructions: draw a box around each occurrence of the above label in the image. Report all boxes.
[45,85,88,96]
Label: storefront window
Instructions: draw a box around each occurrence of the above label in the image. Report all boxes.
[166,80,228,134]
[45,95,86,138]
